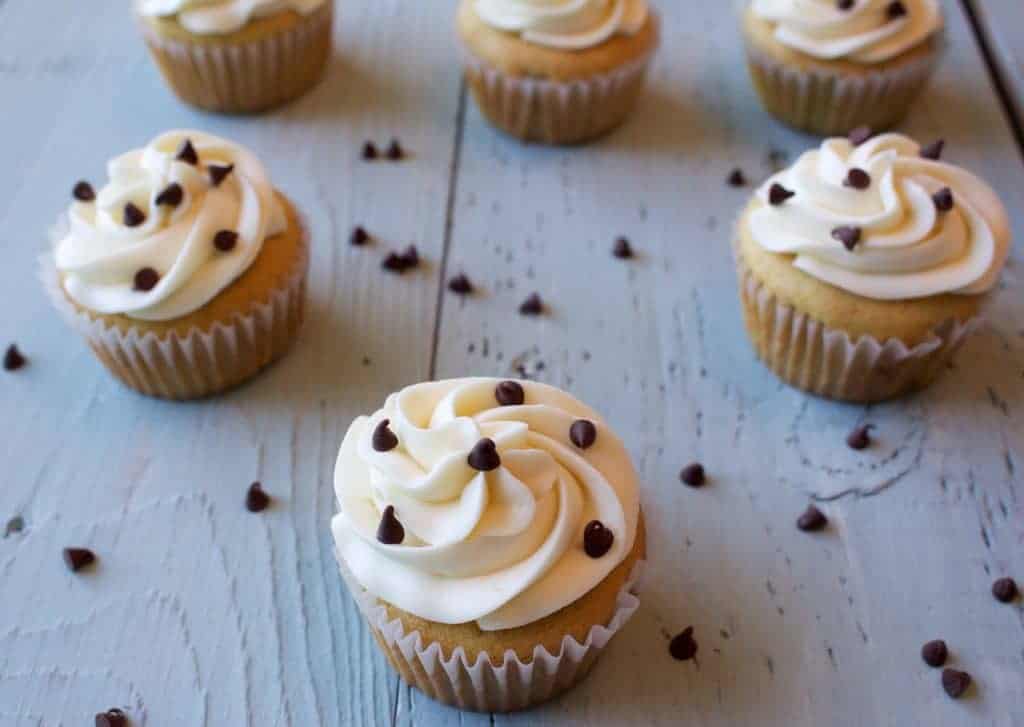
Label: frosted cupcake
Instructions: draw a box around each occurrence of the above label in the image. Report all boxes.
[332,378,644,712]
[46,130,308,400]
[743,0,943,136]
[136,0,332,114]
[456,0,660,145]
[735,133,1010,402]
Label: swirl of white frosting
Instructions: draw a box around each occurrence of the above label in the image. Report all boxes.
[137,0,324,35]
[331,378,641,631]
[474,0,648,50]
[749,133,1010,300]
[55,130,286,322]
[751,0,941,63]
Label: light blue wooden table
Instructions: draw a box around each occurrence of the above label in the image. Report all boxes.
[1,1,1022,725]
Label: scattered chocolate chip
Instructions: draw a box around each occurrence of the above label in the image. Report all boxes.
[73,181,96,202]
[844,168,871,190]
[123,202,146,227]
[583,520,614,558]
[382,252,407,272]
[992,577,1018,603]
[133,267,160,292]
[669,627,698,661]
[361,142,378,160]
[933,187,954,212]
[612,236,634,259]
[4,344,26,371]
[245,482,270,513]
[350,226,369,246]
[570,419,597,449]
[401,245,419,268]
[468,438,501,471]
[797,505,828,532]
[837,0,854,9]
[176,139,199,165]
[4,516,24,537]
[727,168,747,187]
[887,1,907,19]
[942,668,972,699]
[95,708,128,727]
[848,126,874,147]
[495,380,525,406]
[372,419,399,452]
[519,293,544,316]
[386,139,405,161]
[63,547,96,572]
[213,229,239,252]
[208,164,234,187]
[448,273,474,295]
[846,424,874,450]
[680,462,706,487]
[832,225,862,251]
[376,505,405,545]
[155,182,184,207]
[920,139,945,161]
[921,640,948,668]
[769,183,795,206]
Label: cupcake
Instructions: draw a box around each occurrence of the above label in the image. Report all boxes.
[135,0,332,114]
[332,378,644,712]
[735,132,1010,403]
[45,130,308,400]
[456,0,660,145]
[743,0,943,136]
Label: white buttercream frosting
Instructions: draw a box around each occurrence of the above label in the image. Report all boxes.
[56,130,286,322]
[751,0,941,63]
[474,0,648,50]
[749,133,1010,301]
[137,0,324,35]
[331,378,641,631]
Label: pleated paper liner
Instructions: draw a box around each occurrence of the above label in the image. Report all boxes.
[138,3,332,114]
[737,259,982,403]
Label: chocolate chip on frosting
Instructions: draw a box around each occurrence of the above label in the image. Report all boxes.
[941,669,972,699]
[176,138,199,165]
[155,182,183,207]
[123,202,146,228]
[844,168,871,190]
[4,344,26,372]
[214,230,239,252]
[933,187,954,212]
[519,293,544,316]
[769,183,795,206]
[372,419,399,452]
[837,0,854,9]
[797,504,828,532]
[209,163,234,188]
[448,273,474,295]
[992,577,1018,603]
[886,1,908,19]
[245,482,270,513]
[73,181,96,202]
[570,419,597,449]
[133,267,160,292]
[848,126,874,147]
[468,438,501,471]
[613,236,634,259]
[832,225,862,251]
[921,639,948,668]
[920,139,945,161]
[95,708,128,727]
[376,505,405,545]
[669,626,699,661]
[583,520,614,558]
[495,380,525,406]
[63,547,96,572]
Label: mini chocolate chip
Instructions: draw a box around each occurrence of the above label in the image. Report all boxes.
[583,520,614,558]
[680,462,706,487]
[95,708,128,727]
[448,273,474,295]
[920,139,945,161]
[797,504,828,532]
[4,344,26,371]
[846,424,874,450]
[133,267,160,292]
[73,181,96,202]
[933,187,954,212]
[362,142,378,160]
[495,380,525,406]
[468,438,501,471]
[63,547,96,572]
[669,626,698,661]
[992,577,1018,603]
[570,419,597,449]
[176,139,199,165]
[4,516,24,537]
[612,236,634,259]
[401,245,419,268]
[213,230,239,252]
[155,182,183,207]
[245,482,270,513]
[727,168,746,187]
[848,126,874,146]
[372,419,399,452]
[845,168,871,190]
[837,0,854,9]
[832,225,862,251]
[123,202,146,228]
[769,183,795,206]
[382,252,407,273]
[350,226,369,246]
[376,505,404,545]
[921,640,948,668]
[941,669,971,699]
[386,139,404,160]
[209,164,234,188]
[887,1,907,19]
[519,293,544,316]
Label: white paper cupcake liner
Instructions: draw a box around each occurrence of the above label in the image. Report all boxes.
[738,259,983,403]
[336,551,644,713]
[137,3,332,114]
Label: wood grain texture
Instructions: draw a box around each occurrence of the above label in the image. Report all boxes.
[0,0,1021,725]
[965,0,1024,128]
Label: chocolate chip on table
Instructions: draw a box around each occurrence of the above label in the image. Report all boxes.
[176,138,199,165]
[846,424,874,450]
[680,462,706,487]
[4,344,26,371]
[386,139,405,161]
[95,708,128,727]
[583,520,614,558]
[570,419,597,449]
[887,1,908,19]
[401,245,419,267]
[155,182,184,207]
[350,226,370,246]
[669,626,698,661]
[245,482,271,513]
[921,640,948,668]
[214,230,239,252]
[63,547,96,572]
[448,273,474,295]
[837,0,854,9]
[612,236,634,259]
[208,164,235,188]
[495,380,525,406]
[133,267,160,292]
[519,293,544,316]
[832,225,862,251]
[920,139,945,161]
[376,505,405,545]
[468,438,501,471]
[992,577,1019,603]
[73,181,96,202]
[797,504,828,532]
[769,183,795,206]
[727,168,747,187]
[123,202,146,227]
[933,187,954,212]
[844,168,871,190]
[382,246,420,273]
[941,668,972,699]
[361,141,378,161]
[372,419,399,452]
[848,126,873,147]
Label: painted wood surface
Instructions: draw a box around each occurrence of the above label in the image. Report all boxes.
[968,0,1024,126]
[0,1,1021,725]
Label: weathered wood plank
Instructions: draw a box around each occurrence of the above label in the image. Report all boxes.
[965,0,1024,131]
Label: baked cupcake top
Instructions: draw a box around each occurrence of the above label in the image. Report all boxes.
[332,378,641,631]
[748,133,1010,301]
[56,130,286,321]
[137,0,324,35]
[750,0,941,63]
[473,0,648,50]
